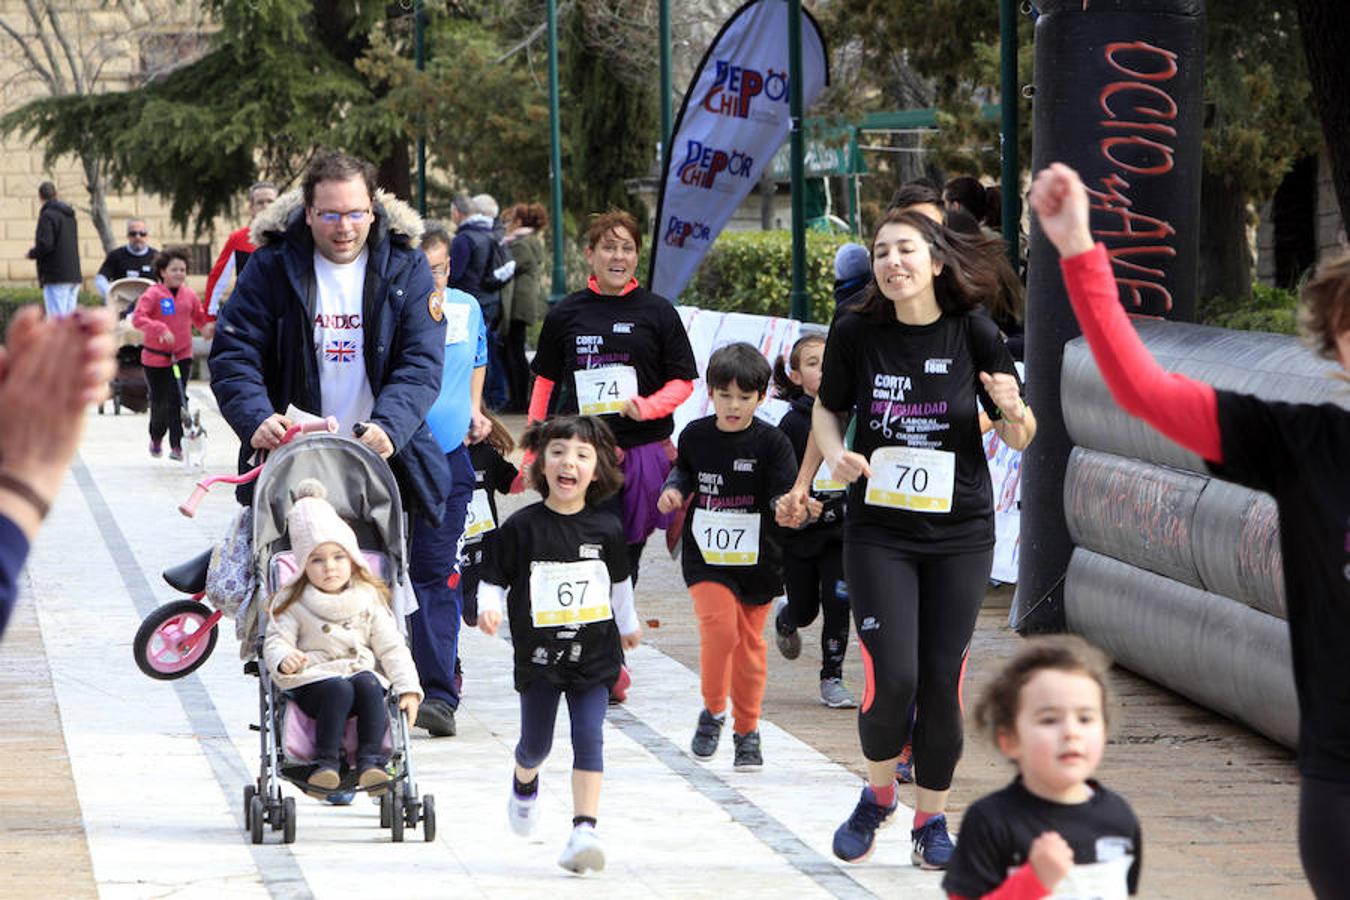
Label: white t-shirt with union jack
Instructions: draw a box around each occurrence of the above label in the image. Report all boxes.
[313,248,374,436]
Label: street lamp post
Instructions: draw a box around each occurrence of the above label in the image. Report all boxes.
[547,0,566,302]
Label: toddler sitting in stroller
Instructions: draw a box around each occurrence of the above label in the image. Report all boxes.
[263,478,422,794]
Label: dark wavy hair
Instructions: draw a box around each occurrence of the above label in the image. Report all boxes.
[973,635,1115,745]
[153,246,192,277]
[852,209,1011,321]
[522,415,623,502]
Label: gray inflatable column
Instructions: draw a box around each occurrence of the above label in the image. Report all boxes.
[1013,0,1205,632]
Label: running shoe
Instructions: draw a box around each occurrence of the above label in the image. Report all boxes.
[832,782,899,862]
[148,440,162,458]
[819,677,858,709]
[415,698,457,737]
[732,730,763,771]
[772,597,801,660]
[325,790,355,805]
[895,742,915,784]
[690,709,725,759]
[911,813,956,870]
[507,783,539,836]
[558,823,605,874]
[168,447,184,462]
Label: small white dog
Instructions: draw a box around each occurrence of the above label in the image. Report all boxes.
[180,402,208,471]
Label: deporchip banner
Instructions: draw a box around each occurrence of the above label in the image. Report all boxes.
[647,0,829,302]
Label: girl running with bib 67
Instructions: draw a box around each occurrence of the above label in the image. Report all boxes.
[476,415,642,874]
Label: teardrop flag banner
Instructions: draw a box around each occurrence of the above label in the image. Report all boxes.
[647,0,829,302]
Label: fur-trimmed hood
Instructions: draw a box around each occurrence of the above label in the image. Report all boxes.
[249,187,424,248]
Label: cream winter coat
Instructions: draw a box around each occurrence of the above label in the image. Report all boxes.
[263,581,423,698]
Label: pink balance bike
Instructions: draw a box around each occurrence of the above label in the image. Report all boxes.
[132,418,339,680]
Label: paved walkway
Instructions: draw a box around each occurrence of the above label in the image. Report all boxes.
[0,390,1312,898]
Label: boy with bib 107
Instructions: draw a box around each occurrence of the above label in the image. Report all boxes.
[657,342,798,771]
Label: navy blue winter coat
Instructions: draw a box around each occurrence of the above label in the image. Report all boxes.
[209,190,451,522]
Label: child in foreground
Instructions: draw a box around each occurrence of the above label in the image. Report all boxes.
[263,479,422,795]
[943,635,1142,899]
[657,342,797,770]
[477,415,642,874]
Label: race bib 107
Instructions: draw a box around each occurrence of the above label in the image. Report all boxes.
[692,508,760,566]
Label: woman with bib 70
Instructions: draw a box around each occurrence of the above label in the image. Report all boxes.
[814,209,1037,868]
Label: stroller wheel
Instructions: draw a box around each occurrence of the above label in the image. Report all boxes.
[421,794,436,843]
[390,792,405,843]
[379,792,392,829]
[249,795,265,844]
[282,796,297,844]
[133,600,218,680]
[243,784,257,828]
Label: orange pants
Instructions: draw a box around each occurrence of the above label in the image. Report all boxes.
[690,581,771,735]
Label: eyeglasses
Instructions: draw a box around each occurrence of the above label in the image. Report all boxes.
[312,208,371,226]
[128,230,148,237]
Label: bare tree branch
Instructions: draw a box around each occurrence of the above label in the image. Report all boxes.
[44,2,86,94]
[24,0,67,94]
[0,15,57,91]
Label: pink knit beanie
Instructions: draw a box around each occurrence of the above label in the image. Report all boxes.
[284,479,369,585]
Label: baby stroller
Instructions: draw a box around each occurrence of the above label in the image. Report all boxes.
[99,277,153,415]
[244,430,435,844]
[133,420,435,844]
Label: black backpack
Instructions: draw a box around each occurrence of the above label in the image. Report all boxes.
[479,236,515,293]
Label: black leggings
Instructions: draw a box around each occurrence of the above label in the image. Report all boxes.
[1300,775,1350,899]
[778,542,850,680]
[288,671,388,772]
[843,541,991,791]
[516,679,609,772]
[145,362,189,448]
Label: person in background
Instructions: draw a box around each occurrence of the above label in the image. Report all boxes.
[203,182,278,318]
[406,221,490,739]
[0,306,116,638]
[500,203,549,413]
[95,219,158,298]
[131,248,209,461]
[28,182,82,318]
[449,193,511,411]
[832,243,871,311]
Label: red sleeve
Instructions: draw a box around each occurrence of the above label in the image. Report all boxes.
[204,232,239,320]
[632,378,694,421]
[1060,245,1222,464]
[948,862,1051,900]
[528,376,555,425]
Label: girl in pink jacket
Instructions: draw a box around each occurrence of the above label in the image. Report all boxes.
[131,247,208,460]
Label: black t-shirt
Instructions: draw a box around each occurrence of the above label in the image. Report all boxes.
[817,308,1017,553]
[478,502,630,691]
[461,442,519,573]
[775,393,846,556]
[1208,391,1350,781]
[943,777,1142,898]
[98,245,158,283]
[532,286,698,448]
[673,416,797,604]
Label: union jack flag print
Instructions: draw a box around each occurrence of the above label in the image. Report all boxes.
[325,339,358,363]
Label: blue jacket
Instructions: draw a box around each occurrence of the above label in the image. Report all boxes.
[209,189,451,522]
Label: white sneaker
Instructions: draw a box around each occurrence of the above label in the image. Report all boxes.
[558,823,605,874]
[507,786,539,836]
